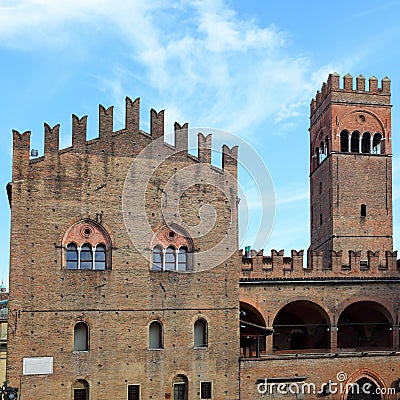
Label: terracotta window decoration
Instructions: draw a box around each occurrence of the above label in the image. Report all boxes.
[63,220,112,270]
[151,226,193,271]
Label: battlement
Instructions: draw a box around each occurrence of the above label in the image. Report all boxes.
[240,248,399,279]
[11,97,238,181]
[310,73,391,117]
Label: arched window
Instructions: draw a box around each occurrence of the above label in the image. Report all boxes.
[63,220,112,271]
[94,244,106,270]
[66,243,78,270]
[149,321,163,349]
[165,246,176,271]
[373,133,382,154]
[351,131,360,153]
[72,379,89,400]
[325,136,329,156]
[74,322,89,351]
[152,246,163,271]
[80,243,93,270]
[340,130,349,152]
[150,227,193,272]
[361,132,371,153]
[315,148,320,167]
[178,247,188,271]
[319,141,325,163]
[361,204,367,217]
[194,319,208,348]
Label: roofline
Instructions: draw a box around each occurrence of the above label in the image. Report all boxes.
[240,277,400,285]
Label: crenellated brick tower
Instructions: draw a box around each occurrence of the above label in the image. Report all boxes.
[309,73,393,268]
[238,74,400,400]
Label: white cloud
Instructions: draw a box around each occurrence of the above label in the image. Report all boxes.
[276,190,309,206]
[0,0,327,137]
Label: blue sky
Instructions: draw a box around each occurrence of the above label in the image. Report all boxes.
[1,0,400,286]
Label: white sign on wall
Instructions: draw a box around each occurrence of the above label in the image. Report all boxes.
[23,357,53,375]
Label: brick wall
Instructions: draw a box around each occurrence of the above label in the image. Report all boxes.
[7,100,240,399]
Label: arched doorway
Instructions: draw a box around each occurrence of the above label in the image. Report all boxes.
[273,300,330,352]
[240,302,270,357]
[71,379,89,400]
[337,301,393,349]
[173,374,188,400]
[346,377,381,400]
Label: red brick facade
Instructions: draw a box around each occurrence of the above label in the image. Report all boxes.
[239,74,400,400]
[7,73,400,400]
[7,100,240,399]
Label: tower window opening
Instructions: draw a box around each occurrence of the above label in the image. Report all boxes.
[319,141,326,163]
[361,204,367,217]
[340,130,349,152]
[320,213,323,225]
[319,182,322,195]
[361,132,371,153]
[315,148,320,167]
[351,131,360,153]
[325,136,329,156]
[373,132,382,154]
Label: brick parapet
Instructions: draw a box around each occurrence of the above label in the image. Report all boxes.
[310,73,391,126]
[11,97,238,182]
[240,248,399,279]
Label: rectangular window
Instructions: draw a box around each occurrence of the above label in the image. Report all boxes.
[360,260,369,270]
[74,389,86,400]
[174,383,186,400]
[201,381,212,399]
[128,384,140,400]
